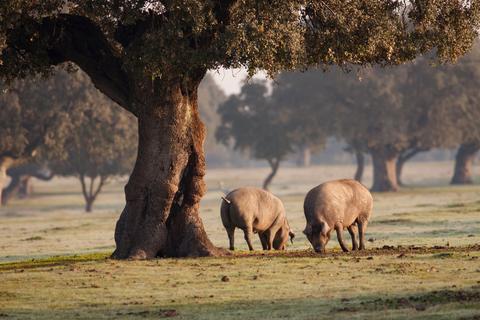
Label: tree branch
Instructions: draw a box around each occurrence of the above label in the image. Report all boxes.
[212,0,239,26]
[5,14,136,115]
[92,175,107,200]
[88,176,95,200]
[79,173,89,204]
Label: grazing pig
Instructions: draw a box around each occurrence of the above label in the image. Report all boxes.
[303,179,373,253]
[220,187,295,251]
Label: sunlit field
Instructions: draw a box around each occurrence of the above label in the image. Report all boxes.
[1,161,479,319]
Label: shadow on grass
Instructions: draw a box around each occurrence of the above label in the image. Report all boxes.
[0,286,479,320]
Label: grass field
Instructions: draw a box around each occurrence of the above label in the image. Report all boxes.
[0,161,479,319]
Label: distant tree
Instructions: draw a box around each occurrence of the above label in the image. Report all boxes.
[269,56,480,191]
[53,93,137,212]
[2,1,478,259]
[216,81,292,190]
[444,47,480,185]
[451,143,479,184]
[270,73,329,169]
[0,71,79,205]
[217,79,327,189]
[345,142,368,183]
[268,68,407,190]
[398,45,480,185]
[326,63,474,191]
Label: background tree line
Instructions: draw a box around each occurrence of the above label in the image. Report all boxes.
[0,69,138,211]
[217,45,480,191]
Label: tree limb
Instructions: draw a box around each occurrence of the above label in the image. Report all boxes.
[5,14,135,115]
[79,173,89,204]
[92,175,107,201]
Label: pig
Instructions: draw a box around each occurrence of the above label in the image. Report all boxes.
[220,187,295,251]
[303,179,373,253]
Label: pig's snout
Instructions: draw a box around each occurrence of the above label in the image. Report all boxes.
[314,246,325,254]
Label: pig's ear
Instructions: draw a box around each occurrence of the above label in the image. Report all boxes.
[289,231,295,243]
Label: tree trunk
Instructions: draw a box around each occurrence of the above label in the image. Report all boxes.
[112,80,224,260]
[354,151,365,182]
[0,167,7,206]
[263,158,280,190]
[85,198,94,213]
[370,149,399,192]
[18,176,32,199]
[296,146,311,167]
[451,143,480,185]
[1,174,22,205]
[396,148,425,187]
[79,175,107,213]
[0,157,15,206]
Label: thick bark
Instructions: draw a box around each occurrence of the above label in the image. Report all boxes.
[370,149,399,192]
[112,81,224,260]
[451,143,480,185]
[396,148,426,187]
[263,158,280,190]
[354,151,365,182]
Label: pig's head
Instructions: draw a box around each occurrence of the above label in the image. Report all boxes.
[303,221,331,253]
[273,219,295,250]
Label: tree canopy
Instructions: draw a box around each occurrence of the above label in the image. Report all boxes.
[1,2,479,109]
[217,78,328,189]
[264,42,480,191]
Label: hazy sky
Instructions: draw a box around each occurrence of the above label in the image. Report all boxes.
[209,68,268,96]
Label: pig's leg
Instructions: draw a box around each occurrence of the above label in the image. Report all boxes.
[226,227,235,250]
[335,224,349,252]
[347,225,359,251]
[358,220,368,250]
[243,227,255,251]
[261,229,273,250]
[259,233,268,250]
[267,229,275,250]
[266,227,280,250]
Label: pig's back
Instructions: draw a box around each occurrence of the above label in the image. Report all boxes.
[227,187,282,229]
[304,180,372,226]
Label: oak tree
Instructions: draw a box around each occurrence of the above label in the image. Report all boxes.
[0,71,75,205]
[216,81,292,190]
[1,1,479,258]
[51,71,137,212]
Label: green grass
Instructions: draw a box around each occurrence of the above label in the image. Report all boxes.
[1,162,480,319]
[0,249,479,319]
[0,252,110,271]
